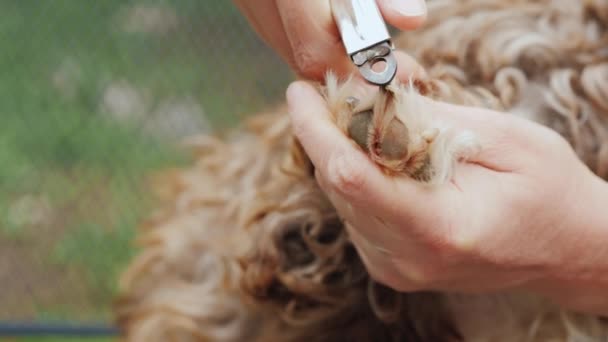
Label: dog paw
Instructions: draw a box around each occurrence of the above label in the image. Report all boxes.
[323,72,480,185]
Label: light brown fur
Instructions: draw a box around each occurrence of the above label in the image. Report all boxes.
[114,0,608,341]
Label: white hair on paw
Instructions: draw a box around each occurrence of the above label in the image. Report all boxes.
[324,74,482,185]
[428,128,482,185]
[389,80,482,185]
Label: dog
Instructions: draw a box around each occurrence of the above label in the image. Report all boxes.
[114,0,608,340]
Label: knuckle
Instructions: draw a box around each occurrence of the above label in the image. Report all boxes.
[357,251,395,287]
[515,120,572,157]
[290,116,307,140]
[545,130,574,156]
[326,152,367,198]
[443,229,478,258]
[414,264,442,287]
[369,267,410,292]
[367,268,396,289]
[393,258,442,289]
[292,47,323,78]
[356,245,412,291]
[432,207,481,260]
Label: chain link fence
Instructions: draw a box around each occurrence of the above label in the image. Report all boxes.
[0,0,292,336]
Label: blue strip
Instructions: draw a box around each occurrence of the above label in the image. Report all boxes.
[0,322,119,337]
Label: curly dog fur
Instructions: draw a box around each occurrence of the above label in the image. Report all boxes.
[114,0,608,341]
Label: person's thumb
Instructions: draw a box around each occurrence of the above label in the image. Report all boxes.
[286,79,444,224]
[377,0,427,30]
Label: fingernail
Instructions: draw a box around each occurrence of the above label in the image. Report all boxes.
[389,0,427,17]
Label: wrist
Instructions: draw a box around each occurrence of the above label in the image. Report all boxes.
[585,173,608,230]
[532,169,608,315]
[569,169,608,260]
[562,166,608,268]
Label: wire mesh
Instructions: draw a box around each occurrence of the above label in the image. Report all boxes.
[0,0,293,332]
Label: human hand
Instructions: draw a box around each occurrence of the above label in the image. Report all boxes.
[286,69,608,314]
[233,0,427,80]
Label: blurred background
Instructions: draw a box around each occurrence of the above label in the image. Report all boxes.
[0,1,292,340]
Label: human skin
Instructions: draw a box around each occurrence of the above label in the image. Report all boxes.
[286,75,608,316]
[232,0,427,81]
[233,0,608,316]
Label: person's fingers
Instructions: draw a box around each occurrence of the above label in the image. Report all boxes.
[336,50,428,96]
[393,50,428,81]
[232,0,294,67]
[316,50,428,113]
[346,223,419,291]
[421,100,530,173]
[316,169,414,252]
[236,0,429,81]
[377,0,428,30]
[286,80,450,234]
[317,167,450,259]
[277,0,355,80]
[276,1,429,81]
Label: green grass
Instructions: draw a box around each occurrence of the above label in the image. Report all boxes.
[0,0,291,324]
[53,220,137,310]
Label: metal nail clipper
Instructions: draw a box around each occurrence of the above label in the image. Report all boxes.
[331,0,398,87]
